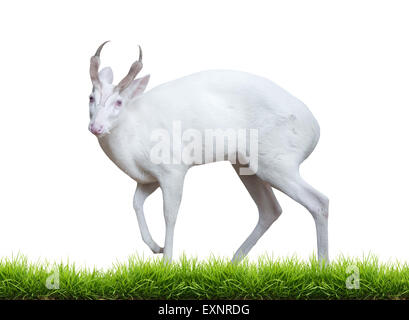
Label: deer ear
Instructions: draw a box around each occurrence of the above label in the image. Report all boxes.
[98,67,113,84]
[125,75,150,99]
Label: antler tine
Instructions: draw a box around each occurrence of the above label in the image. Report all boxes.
[95,40,110,57]
[138,45,142,62]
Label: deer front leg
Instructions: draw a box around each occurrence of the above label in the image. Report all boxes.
[160,174,185,263]
[133,182,163,254]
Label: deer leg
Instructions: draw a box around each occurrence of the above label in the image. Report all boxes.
[231,164,282,263]
[133,182,163,254]
[263,168,329,263]
[160,174,185,263]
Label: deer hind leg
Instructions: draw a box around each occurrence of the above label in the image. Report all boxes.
[231,164,283,263]
[261,165,329,262]
[133,182,163,254]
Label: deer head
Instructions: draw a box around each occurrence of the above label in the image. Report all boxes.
[88,41,150,137]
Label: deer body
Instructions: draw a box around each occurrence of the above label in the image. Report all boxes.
[88,43,329,262]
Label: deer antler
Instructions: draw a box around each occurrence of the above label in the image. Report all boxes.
[115,45,143,93]
[90,40,110,88]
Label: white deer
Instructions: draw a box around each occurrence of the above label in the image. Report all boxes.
[88,41,329,263]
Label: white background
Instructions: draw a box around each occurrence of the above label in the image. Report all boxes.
[0,0,408,269]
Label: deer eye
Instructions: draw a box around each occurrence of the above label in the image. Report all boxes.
[89,95,94,103]
[115,100,122,107]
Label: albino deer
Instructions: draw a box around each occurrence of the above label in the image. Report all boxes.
[88,41,329,263]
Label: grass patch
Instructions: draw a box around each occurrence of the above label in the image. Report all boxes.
[0,255,408,299]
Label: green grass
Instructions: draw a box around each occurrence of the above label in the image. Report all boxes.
[0,254,408,300]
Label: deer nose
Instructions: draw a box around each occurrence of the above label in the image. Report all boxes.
[90,123,104,135]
